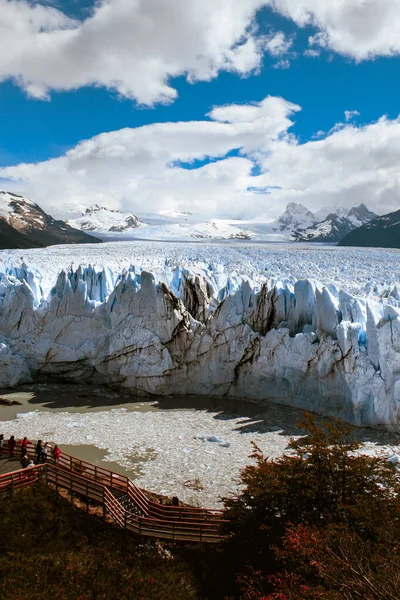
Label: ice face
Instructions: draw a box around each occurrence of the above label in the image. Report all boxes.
[1,241,400,428]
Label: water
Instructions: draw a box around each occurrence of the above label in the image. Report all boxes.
[1,382,398,507]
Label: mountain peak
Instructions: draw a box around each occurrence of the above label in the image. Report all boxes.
[277,203,315,232]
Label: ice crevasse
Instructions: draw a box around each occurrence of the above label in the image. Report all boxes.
[1,263,400,428]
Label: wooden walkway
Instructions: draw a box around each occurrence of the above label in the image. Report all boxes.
[0,442,227,543]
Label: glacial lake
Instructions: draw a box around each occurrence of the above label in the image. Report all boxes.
[1,382,397,507]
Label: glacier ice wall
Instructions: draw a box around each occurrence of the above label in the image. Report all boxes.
[1,263,400,428]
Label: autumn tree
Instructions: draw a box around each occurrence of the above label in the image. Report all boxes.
[223,412,400,599]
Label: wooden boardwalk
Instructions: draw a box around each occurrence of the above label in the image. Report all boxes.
[0,441,227,544]
[0,457,20,476]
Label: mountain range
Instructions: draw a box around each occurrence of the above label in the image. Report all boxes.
[66,201,378,244]
[291,203,378,243]
[0,190,391,249]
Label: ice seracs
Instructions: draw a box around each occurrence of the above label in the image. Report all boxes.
[1,246,400,429]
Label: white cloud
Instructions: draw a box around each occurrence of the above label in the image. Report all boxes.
[2,96,400,220]
[303,48,320,58]
[255,115,400,215]
[344,110,360,122]
[269,0,400,60]
[0,96,300,218]
[272,59,291,69]
[0,0,291,104]
[2,0,400,105]
[265,32,293,56]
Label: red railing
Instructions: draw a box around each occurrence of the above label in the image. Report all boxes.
[0,439,227,543]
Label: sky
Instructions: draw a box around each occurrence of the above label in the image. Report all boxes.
[1,0,400,220]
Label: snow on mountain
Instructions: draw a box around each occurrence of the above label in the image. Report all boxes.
[67,205,143,233]
[100,203,316,242]
[292,204,378,243]
[1,241,400,428]
[0,191,101,249]
[66,202,376,244]
[274,202,316,232]
[339,208,400,249]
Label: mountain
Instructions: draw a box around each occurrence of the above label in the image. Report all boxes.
[339,209,400,248]
[64,200,377,244]
[67,205,143,233]
[292,204,378,243]
[0,191,101,249]
[274,202,316,233]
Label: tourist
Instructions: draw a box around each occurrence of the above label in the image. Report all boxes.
[41,442,50,463]
[8,435,16,458]
[0,434,4,458]
[20,436,31,457]
[20,455,29,469]
[52,444,61,462]
[35,440,43,464]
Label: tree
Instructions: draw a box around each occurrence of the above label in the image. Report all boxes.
[223,412,400,599]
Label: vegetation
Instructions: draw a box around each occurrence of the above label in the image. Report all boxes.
[2,413,399,599]
[0,485,199,600]
[223,413,400,599]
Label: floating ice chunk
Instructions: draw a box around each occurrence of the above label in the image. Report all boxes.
[17,411,37,418]
[194,434,230,446]
[388,452,400,466]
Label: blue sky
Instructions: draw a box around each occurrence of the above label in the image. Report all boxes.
[1,0,400,219]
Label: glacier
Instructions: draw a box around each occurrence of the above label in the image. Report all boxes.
[1,242,400,429]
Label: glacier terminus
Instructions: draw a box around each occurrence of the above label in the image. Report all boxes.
[1,241,400,429]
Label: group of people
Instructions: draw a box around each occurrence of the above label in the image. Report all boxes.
[0,434,61,468]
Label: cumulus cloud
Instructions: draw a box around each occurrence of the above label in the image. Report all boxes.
[255,115,400,215]
[0,0,286,104]
[269,0,400,60]
[2,96,400,220]
[0,96,300,218]
[3,0,400,104]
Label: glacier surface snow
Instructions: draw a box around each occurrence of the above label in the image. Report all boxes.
[1,241,400,428]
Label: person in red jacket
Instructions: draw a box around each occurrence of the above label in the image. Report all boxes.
[8,435,16,458]
[52,445,61,462]
[20,436,31,457]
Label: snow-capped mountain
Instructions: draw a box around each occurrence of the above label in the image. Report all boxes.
[274,202,316,233]
[65,200,377,244]
[292,204,378,243]
[68,205,143,233]
[0,191,101,249]
[339,208,400,249]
